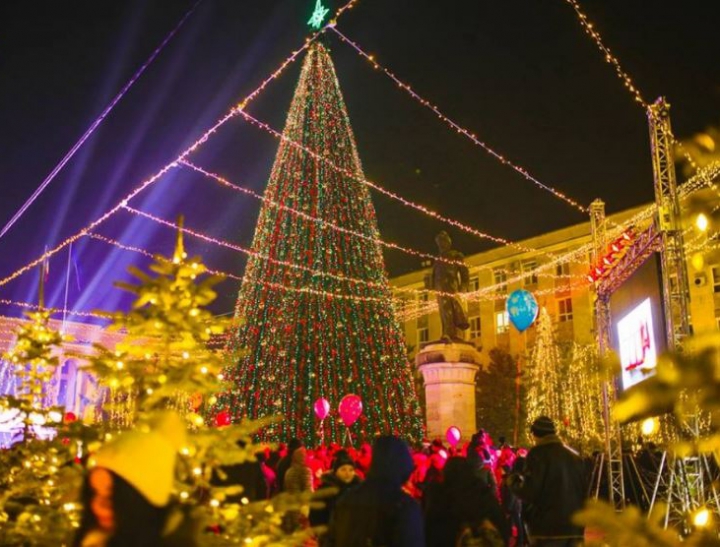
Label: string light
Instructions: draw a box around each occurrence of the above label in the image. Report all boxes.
[0,25,328,290]
[178,160,469,268]
[329,26,589,214]
[563,0,648,108]
[235,108,542,254]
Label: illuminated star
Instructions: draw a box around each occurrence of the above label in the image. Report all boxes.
[308,0,330,29]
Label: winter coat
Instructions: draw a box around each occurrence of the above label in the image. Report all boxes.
[424,457,509,547]
[509,435,587,541]
[309,472,362,527]
[326,436,425,547]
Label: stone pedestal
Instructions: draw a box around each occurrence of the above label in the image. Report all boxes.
[416,342,481,442]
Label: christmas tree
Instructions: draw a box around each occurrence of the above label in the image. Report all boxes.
[216,41,424,445]
[525,308,564,428]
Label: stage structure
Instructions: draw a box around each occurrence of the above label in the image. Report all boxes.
[590,98,718,527]
[215,41,424,445]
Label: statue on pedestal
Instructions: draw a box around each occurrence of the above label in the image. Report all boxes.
[429,231,470,342]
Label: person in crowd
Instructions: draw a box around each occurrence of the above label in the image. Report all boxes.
[502,455,527,547]
[425,456,510,547]
[310,449,362,534]
[73,412,198,547]
[468,431,497,490]
[277,437,303,492]
[326,435,425,547]
[282,446,314,532]
[509,416,587,547]
[211,441,268,503]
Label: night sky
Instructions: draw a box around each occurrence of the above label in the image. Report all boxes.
[0,0,717,320]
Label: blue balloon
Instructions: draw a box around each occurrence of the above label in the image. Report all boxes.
[506,289,539,332]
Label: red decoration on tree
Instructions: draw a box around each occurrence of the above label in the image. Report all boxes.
[215,411,231,427]
[63,412,77,423]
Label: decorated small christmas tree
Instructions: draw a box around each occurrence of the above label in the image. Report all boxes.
[0,309,83,544]
[81,223,316,546]
[564,343,604,452]
[525,307,564,427]
[215,41,424,444]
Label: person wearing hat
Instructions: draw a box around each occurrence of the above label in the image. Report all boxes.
[508,416,587,547]
[309,449,362,534]
[73,411,198,547]
[326,435,425,547]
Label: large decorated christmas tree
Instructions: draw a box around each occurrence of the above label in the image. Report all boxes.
[215,41,424,445]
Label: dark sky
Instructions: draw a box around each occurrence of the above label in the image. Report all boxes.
[0,0,718,320]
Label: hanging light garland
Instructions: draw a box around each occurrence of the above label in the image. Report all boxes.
[329,26,589,214]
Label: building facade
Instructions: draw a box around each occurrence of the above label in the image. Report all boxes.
[391,197,720,367]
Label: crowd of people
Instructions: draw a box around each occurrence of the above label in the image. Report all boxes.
[213,415,588,546]
[72,414,588,546]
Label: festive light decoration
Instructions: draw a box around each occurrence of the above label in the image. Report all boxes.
[0,310,84,543]
[235,108,540,253]
[179,159,470,268]
[214,41,424,445]
[525,308,564,426]
[562,0,647,108]
[308,0,330,29]
[563,343,604,452]
[329,26,589,213]
[587,228,636,283]
[0,21,329,290]
[81,220,229,420]
[0,0,203,243]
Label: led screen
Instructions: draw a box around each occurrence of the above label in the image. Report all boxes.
[608,253,666,392]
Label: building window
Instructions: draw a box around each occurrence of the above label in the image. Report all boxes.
[469,276,480,292]
[469,316,481,339]
[495,311,509,334]
[558,297,573,322]
[523,260,538,286]
[712,266,720,293]
[418,327,429,346]
[556,262,570,277]
[494,268,507,294]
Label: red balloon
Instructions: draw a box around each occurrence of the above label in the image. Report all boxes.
[215,411,231,427]
[338,394,363,427]
[64,412,77,424]
[313,398,331,420]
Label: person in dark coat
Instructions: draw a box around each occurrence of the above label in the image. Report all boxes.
[276,438,303,493]
[326,435,425,547]
[425,457,509,547]
[310,450,362,536]
[509,416,587,547]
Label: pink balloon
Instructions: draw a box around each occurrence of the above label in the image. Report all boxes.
[338,394,363,426]
[446,426,461,447]
[314,397,331,420]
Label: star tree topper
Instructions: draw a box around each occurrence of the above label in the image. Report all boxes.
[308,0,330,30]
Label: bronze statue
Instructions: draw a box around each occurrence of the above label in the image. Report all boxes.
[429,231,470,341]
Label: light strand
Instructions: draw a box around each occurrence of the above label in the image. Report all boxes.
[329,26,589,214]
[179,160,468,268]
[236,108,542,253]
[0,27,327,290]
[562,0,648,108]
[0,0,205,242]
[117,208,403,304]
